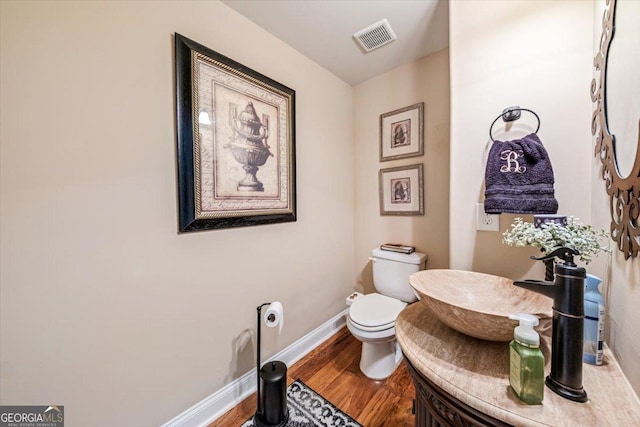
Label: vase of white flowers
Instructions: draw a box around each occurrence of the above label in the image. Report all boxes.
[503,216,610,280]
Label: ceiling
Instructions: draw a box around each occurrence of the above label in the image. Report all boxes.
[221,0,449,86]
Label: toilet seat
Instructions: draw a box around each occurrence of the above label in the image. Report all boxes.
[349,293,407,332]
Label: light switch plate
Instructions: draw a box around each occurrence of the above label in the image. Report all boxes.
[476,203,500,231]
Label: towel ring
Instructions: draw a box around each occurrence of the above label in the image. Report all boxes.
[489,107,541,142]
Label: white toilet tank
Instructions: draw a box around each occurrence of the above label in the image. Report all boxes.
[371,248,427,303]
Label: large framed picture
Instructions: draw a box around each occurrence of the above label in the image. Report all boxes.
[379,164,424,216]
[379,102,424,162]
[174,33,296,232]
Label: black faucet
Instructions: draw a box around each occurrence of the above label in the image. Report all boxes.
[514,247,588,403]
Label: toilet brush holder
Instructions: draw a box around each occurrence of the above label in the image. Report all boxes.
[254,303,289,427]
[254,361,288,427]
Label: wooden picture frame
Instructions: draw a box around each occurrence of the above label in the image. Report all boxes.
[379,164,424,216]
[379,102,424,162]
[174,33,296,232]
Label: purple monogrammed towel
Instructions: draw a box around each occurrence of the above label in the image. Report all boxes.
[484,133,558,214]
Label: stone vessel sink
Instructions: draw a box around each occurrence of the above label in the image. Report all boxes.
[409,269,552,341]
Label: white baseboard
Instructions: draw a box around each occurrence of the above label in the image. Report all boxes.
[161,309,348,427]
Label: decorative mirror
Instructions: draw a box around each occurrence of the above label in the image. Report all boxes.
[591,0,640,259]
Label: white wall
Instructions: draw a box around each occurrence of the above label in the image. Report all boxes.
[353,49,450,293]
[0,1,354,426]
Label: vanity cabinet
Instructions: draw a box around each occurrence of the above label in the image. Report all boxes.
[406,358,511,427]
[396,303,640,427]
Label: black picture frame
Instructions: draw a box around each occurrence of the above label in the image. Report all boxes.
[175,33,296,232]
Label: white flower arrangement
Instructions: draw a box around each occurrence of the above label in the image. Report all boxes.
[502,217,610,264]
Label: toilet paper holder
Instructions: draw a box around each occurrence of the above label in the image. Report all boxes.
[254,302,288,427]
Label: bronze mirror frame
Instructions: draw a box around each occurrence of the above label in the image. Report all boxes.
[591,0,640,259]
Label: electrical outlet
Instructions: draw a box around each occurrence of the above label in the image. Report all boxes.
[476,203,500,231]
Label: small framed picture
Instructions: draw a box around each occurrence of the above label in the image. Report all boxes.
[379,102,424,162]
[379,164,424,216]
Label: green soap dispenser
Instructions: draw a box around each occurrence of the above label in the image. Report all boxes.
[509,313,544,404]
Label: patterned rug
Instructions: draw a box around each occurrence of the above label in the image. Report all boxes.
[242,379,362,427]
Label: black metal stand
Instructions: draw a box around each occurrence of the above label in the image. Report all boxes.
[253,303,289,427]
[256,303,269,419]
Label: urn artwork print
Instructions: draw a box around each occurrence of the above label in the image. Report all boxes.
[226,101,272,192]
[174,34,296,232]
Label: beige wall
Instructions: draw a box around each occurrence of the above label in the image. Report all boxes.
[353,50,450,292]
[450,0,594,280]
[589,0,640,395]
[0,1,354,426]
[450,0,639,396]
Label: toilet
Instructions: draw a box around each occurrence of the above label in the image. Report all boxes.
[347,248,427,380]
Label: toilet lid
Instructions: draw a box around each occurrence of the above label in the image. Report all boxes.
[349,293,407,328]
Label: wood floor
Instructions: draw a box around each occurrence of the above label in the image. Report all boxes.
[212,326,415,426]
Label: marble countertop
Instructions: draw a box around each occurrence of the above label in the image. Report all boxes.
[396,302,640,427]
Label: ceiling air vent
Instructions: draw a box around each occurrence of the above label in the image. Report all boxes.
[353,19,397,53]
